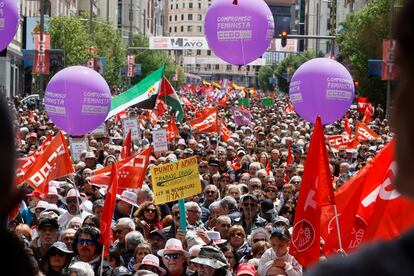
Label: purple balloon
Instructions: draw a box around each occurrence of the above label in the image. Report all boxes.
[204,0,274,66]
[289,58,355,125]
[0,0,19,51]
[45,66,111,136]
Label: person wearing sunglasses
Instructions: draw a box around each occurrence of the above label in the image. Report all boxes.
[40,241,73,275]
[158,238,191,276]
[134,201,162,238]
[234,194,266,235]
[70,226,112,276]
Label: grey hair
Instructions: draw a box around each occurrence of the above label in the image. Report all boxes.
[139,184,154,201]
[68,261,94,276]
[208,200,221,211]
[219,196,238,211]
[134,270,158,276]
[117,217,135,231]
[125,231,145,250]
[185,201,201,212]
[248,227,270,246]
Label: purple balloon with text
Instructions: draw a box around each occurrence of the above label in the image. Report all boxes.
[204,0,274,66]
[0,0,19,51]
[45,66,111,136]
[289,58,355,125]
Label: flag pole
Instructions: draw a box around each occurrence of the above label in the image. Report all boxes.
[99,246,105,276]
[332,203,344,254]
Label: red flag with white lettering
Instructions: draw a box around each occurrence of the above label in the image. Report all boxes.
[321,140,414,255]
[33,33,50,74]
[220,119,232,142]
[167,116,179,142]
[190,107,219,133]
[355,121,379,142]
[290,116,335,267]
[344,115,352,136]
[91,147,151,189]
[326,135,359,151]
[357,97,369,113]
[22,132,73,193]
[99,163,118,256]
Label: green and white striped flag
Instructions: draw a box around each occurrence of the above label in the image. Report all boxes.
[106,66,165,120]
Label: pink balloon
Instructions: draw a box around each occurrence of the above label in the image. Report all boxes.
[45,66,111,136]
[289,58,355,125]
[204,0,274,66]
[0,0,19,51]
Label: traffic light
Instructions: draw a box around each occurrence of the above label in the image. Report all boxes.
[354,81,359,87]
[281,31,287,48]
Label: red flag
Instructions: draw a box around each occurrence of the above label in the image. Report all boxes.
[190,107,219,133]
[287,140,293,165]
[22,132,74,193]
[356,97,369,113]
[115,110,127,123]
[33,33,50,74]
[326,135,359,151]
[321,140,414,255]
[167,116,179,142]
[139,114,147,128]
[155,99,167,117]
[290,117,335,267]
[121,130,133,159]
[285,102,294,113]
[91,147,152,190]
[220,119,232,142]
[217,94,229,107]
[181,96,195,110]
[99,163,118,256]
[16,135,52,184]
[362,104,374,124]
[344,115,351,136]
[147,110,159,126]
[265,161,271,176]
[355,121,379,142]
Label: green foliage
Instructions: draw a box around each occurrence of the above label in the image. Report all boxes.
[275,51,317,93]
[336,0,391,105]
[258,65,275,91]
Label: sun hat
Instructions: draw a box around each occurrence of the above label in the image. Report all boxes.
[137,254,166,275]
[191,245,229,269]
[45,187,62,200]
[62,189,86,205]
[116,191,138,207]
[31,200,49,213]
[45,241,73,256]
[157,238,190,257]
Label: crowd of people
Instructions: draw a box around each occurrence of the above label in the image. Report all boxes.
[8,86,390,276]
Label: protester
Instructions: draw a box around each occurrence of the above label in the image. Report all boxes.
[40,241,73,275]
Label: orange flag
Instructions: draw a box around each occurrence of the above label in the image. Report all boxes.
[121,130,133,159]
[167,116,179,142]
[290,116,335,268]
[190,107,219,133]
[22,132,73,193]
[91,147,151,190]
[99,163,118,256]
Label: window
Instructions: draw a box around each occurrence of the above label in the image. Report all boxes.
[189,2,193,8]
[174,26,177,32]
[206,64,211,70]
[207,50,211,56]
[197,26,202,32]
[187,26,193,32]
[169,15,172,21]
[170,4,173,9]
[215,64,220,70]
[198,3,202,8]
[176,3,178,8]
[226,65,232,71]
[181,14,184,20]
[196,50,201,55]
[198,14,202,21]
[188,14,193,20]
[169,27,172,33]
[183,2,185,8]
[181,26,184,32]
[175,15,177,21]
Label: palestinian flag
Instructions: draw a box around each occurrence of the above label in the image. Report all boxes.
[106,66,165,120]
[159,77,184,122]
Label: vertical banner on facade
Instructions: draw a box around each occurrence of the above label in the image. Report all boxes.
[33,33,50,74]
[127,55,135,77]
[382,39,397,81]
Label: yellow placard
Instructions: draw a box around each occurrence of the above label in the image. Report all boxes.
[151,156,201,205]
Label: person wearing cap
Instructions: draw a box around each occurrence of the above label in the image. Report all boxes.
[59,189,85,229]
[70,226,112,276]
[258,227,302,276]
[31,200,50,220]
[147,229,167,255]
[40,241,73,275]
[236,263,257,276]
[136,254,166,275]
[158,238,191,276]
[114,191,138,222]
[261,199,277,223]
[234,194,266,235]
[29,211,60,262]
[191,244,232,276]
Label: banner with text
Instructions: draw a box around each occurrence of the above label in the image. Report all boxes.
[149,36,209,50]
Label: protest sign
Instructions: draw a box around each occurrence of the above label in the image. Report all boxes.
[152,128,168,153]
[69,137,88,162]
[151,156,201,204]
[123,119,140,142]
[89,123,106,137]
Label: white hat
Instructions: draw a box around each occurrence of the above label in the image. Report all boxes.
[62,189,86,205]
[43,203,65,216]
[178,139,186,146]
[31,200,49,213]
[116,191,138,207]
[45,187,62,200]
[157,238,190,257]
[137,254,166,275]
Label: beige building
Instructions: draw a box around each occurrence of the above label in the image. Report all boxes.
[163,0,259,86]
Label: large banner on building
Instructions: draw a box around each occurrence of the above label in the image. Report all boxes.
[149,36,209,50]
[33,33,50,74]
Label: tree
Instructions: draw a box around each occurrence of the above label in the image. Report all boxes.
[258,64,275,91]
[336,0,393,106]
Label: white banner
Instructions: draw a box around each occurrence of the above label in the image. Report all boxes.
[69,138,88,163]
[152,128,168,153]
[123,119,140,142]
[89,123,106,137]
[149,36,209,50]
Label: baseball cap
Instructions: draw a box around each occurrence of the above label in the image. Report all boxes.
[236,263,257,276]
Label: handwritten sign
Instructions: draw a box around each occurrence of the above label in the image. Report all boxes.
[151,156,201,204]
[152,128,168,153]
[69,137,88,163]
[123,119,140,142]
